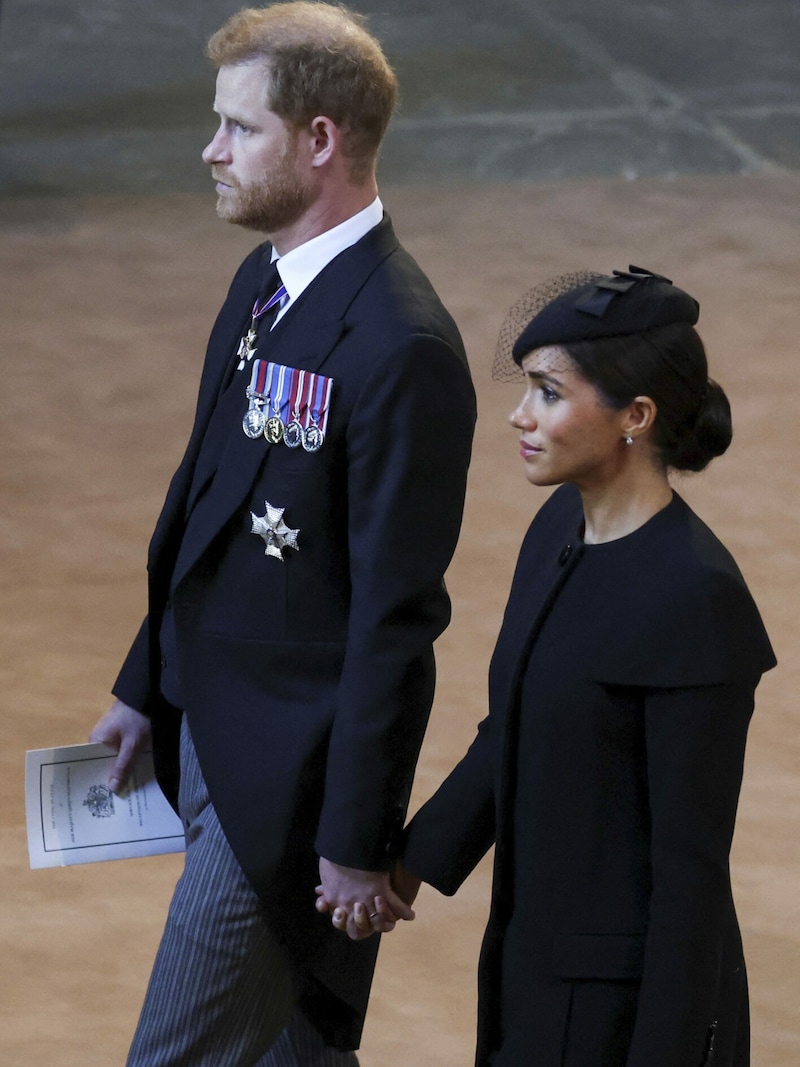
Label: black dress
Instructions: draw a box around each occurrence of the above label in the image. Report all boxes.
[404,485,776,1067]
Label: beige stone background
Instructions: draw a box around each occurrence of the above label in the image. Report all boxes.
[1,171,798,1063]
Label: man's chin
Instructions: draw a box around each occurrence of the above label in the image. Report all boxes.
[214,196,250,228]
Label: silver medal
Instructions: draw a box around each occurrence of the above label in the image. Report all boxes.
[242,407,266,438]
[302,424,324,453]
[283,420,303,448]
[250,501,299,561]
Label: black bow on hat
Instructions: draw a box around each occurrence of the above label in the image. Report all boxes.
[512,265,699,364]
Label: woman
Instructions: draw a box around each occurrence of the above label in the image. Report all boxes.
[399,267,776,1066]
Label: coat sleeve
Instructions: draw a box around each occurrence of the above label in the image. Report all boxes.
[111,617,151,712]
[626,681,755,1067]
[314,333,476,870]
[401,713,497,895]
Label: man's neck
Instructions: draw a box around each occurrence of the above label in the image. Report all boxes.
[269,178,379,255]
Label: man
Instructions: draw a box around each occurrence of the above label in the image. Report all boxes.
[89,3,476,1065]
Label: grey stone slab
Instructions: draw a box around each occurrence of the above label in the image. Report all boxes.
[366,3,634,117]
[0,128,211,198]
[381,110,756,185]
[0,0,797,197]
[720,111,800,171]
[0,0,233,115]
[524,0,800,107]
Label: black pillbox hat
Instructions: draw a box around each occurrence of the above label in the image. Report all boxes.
[512,266,700,364]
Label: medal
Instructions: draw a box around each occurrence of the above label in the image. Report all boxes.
[241,360,334,451]
[235,268,288,371]
[264,363,287,443]
[265,413,285,444]
[283,370,307,448]
[242,407,266,438]
[236,326,259,370]
[250,501,299,561]
[302,424,324,452]
[302,373,333,453]
[283,421,303,447]
[242,360,273,439]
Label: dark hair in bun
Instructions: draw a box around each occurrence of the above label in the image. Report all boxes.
[564,322,732,472]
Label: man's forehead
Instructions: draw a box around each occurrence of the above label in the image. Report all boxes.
[214,61,271,106]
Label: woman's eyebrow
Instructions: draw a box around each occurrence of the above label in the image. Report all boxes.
[526,370,563,384]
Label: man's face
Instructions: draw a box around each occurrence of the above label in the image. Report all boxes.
[201,62,316,234]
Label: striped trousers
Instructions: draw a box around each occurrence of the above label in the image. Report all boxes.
[126,718,360,1067]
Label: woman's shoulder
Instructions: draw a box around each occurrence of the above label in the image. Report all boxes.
[592,493,776,686]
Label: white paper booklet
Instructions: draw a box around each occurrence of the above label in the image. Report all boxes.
[26,742,185,869]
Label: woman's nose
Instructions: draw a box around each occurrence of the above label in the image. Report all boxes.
[509,399,535,430]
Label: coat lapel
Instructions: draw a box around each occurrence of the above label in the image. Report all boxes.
[488,488,585,826]
[490,490,584,719]
[169,218,399,591]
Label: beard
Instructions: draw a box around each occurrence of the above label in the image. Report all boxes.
[213,143,316,234]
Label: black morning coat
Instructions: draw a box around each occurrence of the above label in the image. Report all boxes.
[112,216,477,1050]
[403,484,776,1067]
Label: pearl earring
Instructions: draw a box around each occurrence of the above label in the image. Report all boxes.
[625,436,633,446]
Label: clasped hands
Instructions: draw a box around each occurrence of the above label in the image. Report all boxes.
[89,703,422,943]
[316,856,421,941]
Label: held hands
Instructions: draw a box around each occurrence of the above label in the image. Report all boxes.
[89,699,151,793]
[316,857,422,941]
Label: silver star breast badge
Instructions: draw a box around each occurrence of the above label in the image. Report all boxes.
[250,501,300,561]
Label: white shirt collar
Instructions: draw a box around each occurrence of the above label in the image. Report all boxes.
[272,197,383,318]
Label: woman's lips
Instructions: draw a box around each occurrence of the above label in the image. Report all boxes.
[520,440,542,458]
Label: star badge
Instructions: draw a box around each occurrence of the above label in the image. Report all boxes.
[250,501,299,561]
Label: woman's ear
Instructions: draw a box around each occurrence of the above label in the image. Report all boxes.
[623,396,657,443]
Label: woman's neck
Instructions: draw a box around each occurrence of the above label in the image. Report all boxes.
[579,467,673,545]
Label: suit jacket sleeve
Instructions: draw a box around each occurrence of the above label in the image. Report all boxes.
[111,617,151,711]
[315,331,476,870]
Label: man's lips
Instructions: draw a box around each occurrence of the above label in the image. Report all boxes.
[211,171,236,191]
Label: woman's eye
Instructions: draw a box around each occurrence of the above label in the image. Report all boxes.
[541,386,559,403]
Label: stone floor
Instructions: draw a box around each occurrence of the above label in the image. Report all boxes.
[1,1,799,1064]
[1,0,799,194]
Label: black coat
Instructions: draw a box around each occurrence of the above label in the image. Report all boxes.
[404,484,776,1067]
[113,216,476,1050]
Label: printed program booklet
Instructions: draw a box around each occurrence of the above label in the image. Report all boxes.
[26,742,185,869]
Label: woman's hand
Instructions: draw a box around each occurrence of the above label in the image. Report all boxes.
[314,858,423,940]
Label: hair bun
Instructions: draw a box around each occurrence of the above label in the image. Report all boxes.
[669,379,732,472]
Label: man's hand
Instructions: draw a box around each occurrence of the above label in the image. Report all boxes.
[317,857,415,941]
[391,860,422,910]
[89,699,151,794]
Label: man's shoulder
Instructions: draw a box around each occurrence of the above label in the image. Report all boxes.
[349,232,463,347]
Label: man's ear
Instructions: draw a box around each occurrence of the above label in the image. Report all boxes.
[307,115,337,168]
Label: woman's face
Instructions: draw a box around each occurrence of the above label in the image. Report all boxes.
[509,345,631,490]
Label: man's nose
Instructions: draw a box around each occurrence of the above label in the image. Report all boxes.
[202,129,229,165]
